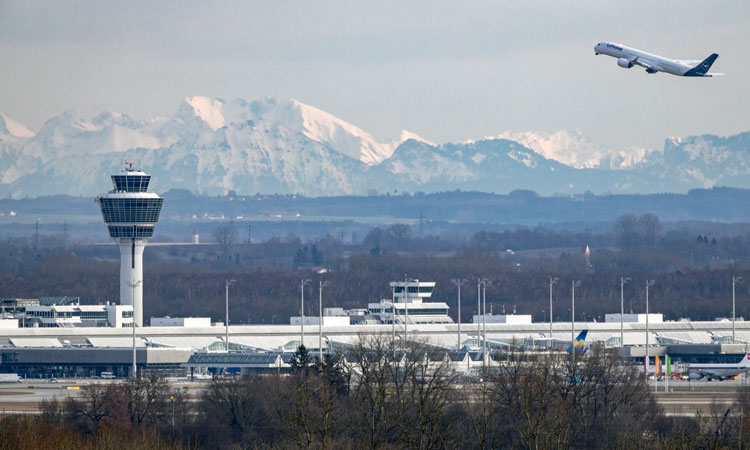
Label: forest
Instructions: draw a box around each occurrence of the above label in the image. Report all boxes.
[3,212,750,323]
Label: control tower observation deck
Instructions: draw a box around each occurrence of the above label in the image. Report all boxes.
[96,163,163,326]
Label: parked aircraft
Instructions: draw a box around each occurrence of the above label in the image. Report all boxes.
[687,353,750,380]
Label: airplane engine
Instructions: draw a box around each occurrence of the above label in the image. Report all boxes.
[688,371,704,380]
[617,58,633,68]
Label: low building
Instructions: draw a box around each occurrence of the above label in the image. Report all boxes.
[0,319,18,328]
[605,313,664,323]
[289,316,352,326]
[22,304,133,328]
[473,314,533,324]
[150,316,212,327]
[0,347,193,378]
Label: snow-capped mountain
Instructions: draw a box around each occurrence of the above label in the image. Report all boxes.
[494,130,655,170]
[1,97,748,198]
[0,113,35,138]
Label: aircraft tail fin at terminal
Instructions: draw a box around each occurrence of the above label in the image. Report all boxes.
[566,330,588,354]
[684,53,719,77]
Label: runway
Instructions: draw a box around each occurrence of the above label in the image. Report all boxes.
[649,378,748,416]
[2,377,748,417]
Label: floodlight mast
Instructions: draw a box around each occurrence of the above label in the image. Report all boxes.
[620,277,631,347]
[571,280,581,366]
[477,278,481,354]
[300,279,311,350]
[733,276,743,344]
[549,277,559,347]
[482,280,489,360]
[645,280,655,379]
[451,279,468,350]
[319,280,331,361]
[225,279,236,352]
[391,284,396,344]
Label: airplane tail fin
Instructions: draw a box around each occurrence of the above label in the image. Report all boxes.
[684,53,719,77]
[566,330,588,354]
[741,352,750,366]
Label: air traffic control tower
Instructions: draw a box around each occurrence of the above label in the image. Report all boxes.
[96,163,163,327]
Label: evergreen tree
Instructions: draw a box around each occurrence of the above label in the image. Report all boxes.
[290,344,312,371]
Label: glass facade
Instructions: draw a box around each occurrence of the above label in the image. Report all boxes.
[99,198,163,224]
[394,286,434,294]
[111,175,151,192]
[107,225,155,238]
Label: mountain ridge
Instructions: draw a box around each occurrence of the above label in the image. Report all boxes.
[1,97,748,198]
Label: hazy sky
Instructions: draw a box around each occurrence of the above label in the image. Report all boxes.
[1,0,748,150]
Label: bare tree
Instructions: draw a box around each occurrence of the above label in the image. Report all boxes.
[389,223,412,245]
[213,221,238,261]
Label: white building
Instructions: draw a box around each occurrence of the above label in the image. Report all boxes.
[368,281,453,325]
[605,313,663,324]
[290,307,352,326]
[472,314,533,324]
[289,316,352,326]
[22,304,133,328]
[150,317,213,327]
[0,318,18,328]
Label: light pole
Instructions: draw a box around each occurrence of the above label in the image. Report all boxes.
[645,280,655,379]
[571,280,581,366]
[620,277,631,347]
[482,280,489,359]
[549,277,559,345]
[391,283,396,343]
[404,277,418,344]
[319,280,331,361]
[733,276,743,344]
[477,278,482,351]
[451,279,468,350]
[225,279,236,352]
[127,279,142,378]
[300,279,311,350]
[478,278,490,367]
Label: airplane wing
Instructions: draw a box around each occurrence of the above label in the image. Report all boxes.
[630,57,653,70]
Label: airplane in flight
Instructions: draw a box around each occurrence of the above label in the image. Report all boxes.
[687,353,750,381]
[594,42,723,77]
[566,329,588,354]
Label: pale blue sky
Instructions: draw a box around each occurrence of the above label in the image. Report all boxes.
[1,0,747,149]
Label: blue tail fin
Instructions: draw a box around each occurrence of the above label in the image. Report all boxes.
[567,330,588,354]
[684,53,718,77]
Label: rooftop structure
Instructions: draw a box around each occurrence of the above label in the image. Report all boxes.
[368,280,453,325]
[473,314,533,325]
[21,304,133,328]
[150,317,212,327]
[605,313,664,324]
[96,163,163,327]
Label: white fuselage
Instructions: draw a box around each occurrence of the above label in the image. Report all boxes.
[594,42,694,76]
[688,362,750,379]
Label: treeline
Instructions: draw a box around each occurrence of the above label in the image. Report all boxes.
[6,186,750,225]
[27,343,750,449]
[4,250,750,323]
